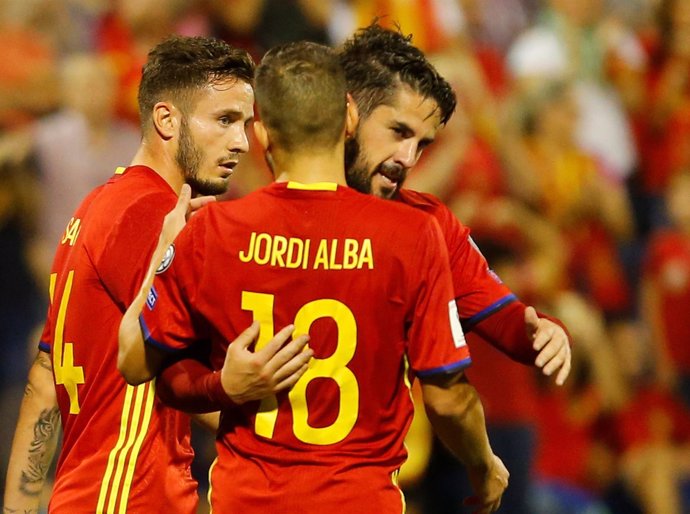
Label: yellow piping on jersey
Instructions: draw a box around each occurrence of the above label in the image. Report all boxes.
[114,167,126,175]
[96,382,155,513]
[287,181,338,191]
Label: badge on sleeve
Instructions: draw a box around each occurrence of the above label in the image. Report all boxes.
[156,244,175,274]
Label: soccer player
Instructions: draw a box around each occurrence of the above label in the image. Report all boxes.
[3,36,311,514]
[340,24,571,379]
[119,41,509,513]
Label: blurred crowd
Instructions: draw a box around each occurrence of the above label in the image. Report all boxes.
[0,0,689,513]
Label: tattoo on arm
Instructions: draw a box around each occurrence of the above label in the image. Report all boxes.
[18,407,60,497]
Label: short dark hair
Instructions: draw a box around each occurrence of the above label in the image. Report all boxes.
[338,23,456,125]
[255,41,347,152]
[138,35,255,132]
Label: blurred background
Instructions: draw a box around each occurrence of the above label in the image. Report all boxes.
[0,0,689,513]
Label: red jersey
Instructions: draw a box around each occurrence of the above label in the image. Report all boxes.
[644,230,690,372]
[396,190,516,333]
[38,166,197,514]
[141,182,469,514]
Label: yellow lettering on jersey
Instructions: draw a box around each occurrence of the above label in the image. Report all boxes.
[328,240,342,270]
[358,239,374,270]
[238,232,256,262]
[61,217,82,246]
[53,270,85,414]
[239,232,374,271]
[313,240,329,269]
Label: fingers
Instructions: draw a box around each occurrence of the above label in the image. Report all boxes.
[256,324,296,360]
[188,195,216,216]
[534,328,572,385]
[176,183,192,212]
[524,305,539,337]
[274,362,310,392]
[271,338,313,383]
[228,321,261,354]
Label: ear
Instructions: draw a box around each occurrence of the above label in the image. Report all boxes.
[253,120,270,151]
[345,93,359,139]
[152,101,177,140]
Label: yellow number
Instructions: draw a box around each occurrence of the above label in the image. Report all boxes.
[242,292,359,445]
[50,271,85,414]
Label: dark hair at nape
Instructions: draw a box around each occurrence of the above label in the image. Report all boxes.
[138,35,255,131]
[338,22,456,125]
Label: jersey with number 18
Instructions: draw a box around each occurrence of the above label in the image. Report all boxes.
[141,181,471,514]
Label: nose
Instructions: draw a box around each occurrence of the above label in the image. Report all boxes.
[394,139,419,168]
[229,125,250,154]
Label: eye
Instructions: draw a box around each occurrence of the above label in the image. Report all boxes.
[219,116,231,126]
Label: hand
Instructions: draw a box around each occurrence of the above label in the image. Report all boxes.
[221,322,313,404]
[464,454,509,513]
[160,184,216,247]
[525,306,571,385]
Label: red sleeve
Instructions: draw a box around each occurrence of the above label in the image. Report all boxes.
[140,212,208,353]
[95,192,175,309]
[407,216,471,377]
[471,302,571,365]
[157,358,236,413]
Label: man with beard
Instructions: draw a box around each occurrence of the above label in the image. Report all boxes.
[119,40,509,514]
[4,36,312,514]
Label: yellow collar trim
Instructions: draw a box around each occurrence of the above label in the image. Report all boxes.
[286,181,338,191]
[114,166,126,175]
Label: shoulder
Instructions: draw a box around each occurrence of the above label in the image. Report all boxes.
[396,189,469,238]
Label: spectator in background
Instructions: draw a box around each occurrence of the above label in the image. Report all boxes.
[29,53,140,283]
[642,170,690,407]
[96,0,200,123]
[507,0,643,183]
[0,0,60,130]
[503,80,634,318]
[635,0,690,229]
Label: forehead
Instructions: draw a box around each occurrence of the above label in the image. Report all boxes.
[365,85,442,135]
[190,79,254,117]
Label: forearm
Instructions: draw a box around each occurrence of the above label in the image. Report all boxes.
[422,373,493,470]
[472,301,570,365]
[157,358,235,414]
[4,353,60,513]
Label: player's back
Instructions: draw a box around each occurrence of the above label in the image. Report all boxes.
[150,181,468,513]
[40,166,196,514]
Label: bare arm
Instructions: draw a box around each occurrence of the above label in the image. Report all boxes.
[421,371,508,513]
[4,352,60,514]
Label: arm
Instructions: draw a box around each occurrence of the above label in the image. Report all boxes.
[155,323,312,411]
[421,371,509,513]
[118,185,213,383]
[4,352,60,514]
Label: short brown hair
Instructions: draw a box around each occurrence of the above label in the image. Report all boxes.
[138,35,254,132]
[254,41,347,152]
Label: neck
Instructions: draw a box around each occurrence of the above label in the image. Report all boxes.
[129,138,185,194]
[271,141,347,186]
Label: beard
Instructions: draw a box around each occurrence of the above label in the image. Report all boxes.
[176,117,229,196]
[344,136,372,194]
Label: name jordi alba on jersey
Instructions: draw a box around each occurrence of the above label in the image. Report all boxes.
[238,231,373,270]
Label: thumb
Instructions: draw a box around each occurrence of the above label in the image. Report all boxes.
[189,194,216,216]
[524,306,539,336]
[229,321,260,355]
[176,183,192,214]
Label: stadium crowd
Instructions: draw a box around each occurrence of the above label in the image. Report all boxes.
[0,0,689,513]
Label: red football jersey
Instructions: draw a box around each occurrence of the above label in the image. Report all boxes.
[643,230,690,371]
[38,166,197,514]
[141,181,469,514]
[396,189,516,328]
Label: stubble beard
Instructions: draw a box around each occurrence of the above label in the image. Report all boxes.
[176,117,229,196]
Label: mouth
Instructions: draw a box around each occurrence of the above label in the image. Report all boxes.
[375,164,405,191]
[218,161,238,178]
